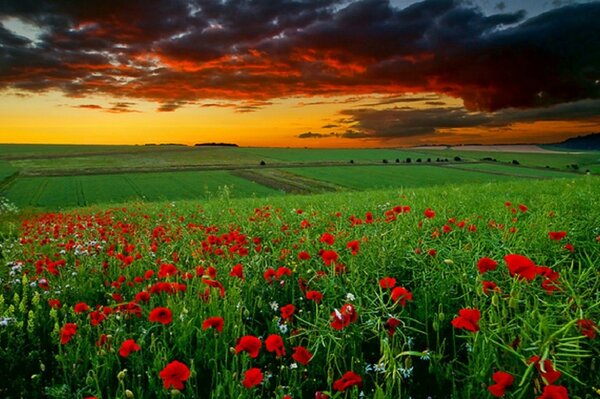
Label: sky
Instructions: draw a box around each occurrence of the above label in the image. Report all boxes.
[0,0,599,148]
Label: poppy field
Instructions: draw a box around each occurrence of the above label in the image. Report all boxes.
[1,177,599,398]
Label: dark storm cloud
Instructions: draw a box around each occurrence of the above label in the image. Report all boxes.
[0,0,599,114]
[336,99,600,138]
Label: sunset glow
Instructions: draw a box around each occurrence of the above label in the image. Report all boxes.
[1,0,599,147]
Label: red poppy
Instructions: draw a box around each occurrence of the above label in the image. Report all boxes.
[159,360,190,390]
[391,286,413,306]
[331,304,357,330]
[298,251,311,260]
[281,304,296,320]
[482,281,501,295]
[451,308,481,332]
[135,291,150,303]
[504,254,538,281]
[385,317,401,336]
[265,334,286,357]
[320,233,335,245]
[321,250,339,266]
[333,371,362,392]
[60,323,77,344]
[518,204,528,212]
[48,298,61,309]
[477,257,498,274]
[528,356,561,385]
[158,263,178,278]
[536,385,569,399]
[423,208,436,219]
[488,371,514,397]
[73,302,90,314]
[292,346,312,365]
[229,264,244,280]
[148,307,173,325]
[346,240,360,255]
[202,316,224,333]
[564,243,574,253]
[242,368,263,388]
[118,339,141,357]
[576,319,597,339]
[306,290,323,303]
[379,277,397,289]
[548,231,567,241]
[442,224,452,233]
[90,310,106,326]
[235,335,262,358]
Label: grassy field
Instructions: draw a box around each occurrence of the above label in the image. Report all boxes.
[287,164,522,189]
[3,171,281,208]
[443,163,578,178]
[0,144,598,210]
[0,177,598,398]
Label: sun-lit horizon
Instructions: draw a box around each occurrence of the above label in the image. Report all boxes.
[1,0,599,147]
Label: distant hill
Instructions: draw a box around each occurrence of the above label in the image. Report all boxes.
[194,142,238,147]
[553,133,600,150]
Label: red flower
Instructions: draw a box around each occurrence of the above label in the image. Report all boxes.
[391,286,413,306]
[281,304,296,320]
[518,204,528,212]
[229,263,244,280]
[242,368,263,389]
[158,263,178,278]
[320,233,335,245]
[330,304,357,330]
[451,308,481,332]
[60,323,77,344]
[333,371,362,392]
[576,319,597,339]
[73,302,90,314]
[90,310,106,326]
[504,254,538,281]
[548,231,567,241]
[482,281,501,295]
[235,335,262,358]
[528,356,561,385]
[292,346,312,365]
[564,243,574,253]
[298,251,311,260]
[306,290,323,303]
[379,277,396,289]
[488,371,514,397]
[48,298,61,309]
[119,339,141,357]
[265,334,286,357]
[321,250,339,266]
[159,360,190,390]
[135,291,150,303]
[346,240,360,255]
[477,257,498,274]
[385,317,401,336]
[202,316,224,333]
[149,307,173,325]
[423,208,436,219]
[536,385,569,399]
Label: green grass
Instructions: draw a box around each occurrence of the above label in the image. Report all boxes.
[2,171,281,208]
[443,162,578,178]
[286,164,523,189]
[0,160,18,182]
[1,177,598,398]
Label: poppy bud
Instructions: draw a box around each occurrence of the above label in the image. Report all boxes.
[118,369,127,381]
[171,389,182,396]
[125,389,134,398]
[438,312,445,322]
[85,375,94,385]
[243,309,250,317]
[443,259,454,265]
[432,320,439,332]
[491,294,499,307]
[508,296,518,309]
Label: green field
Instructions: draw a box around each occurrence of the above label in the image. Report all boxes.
[1,144,598,210]
[1,177,598,398]
[443,162,578,178]
[287,165,522,189]
[3,171,281,208]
